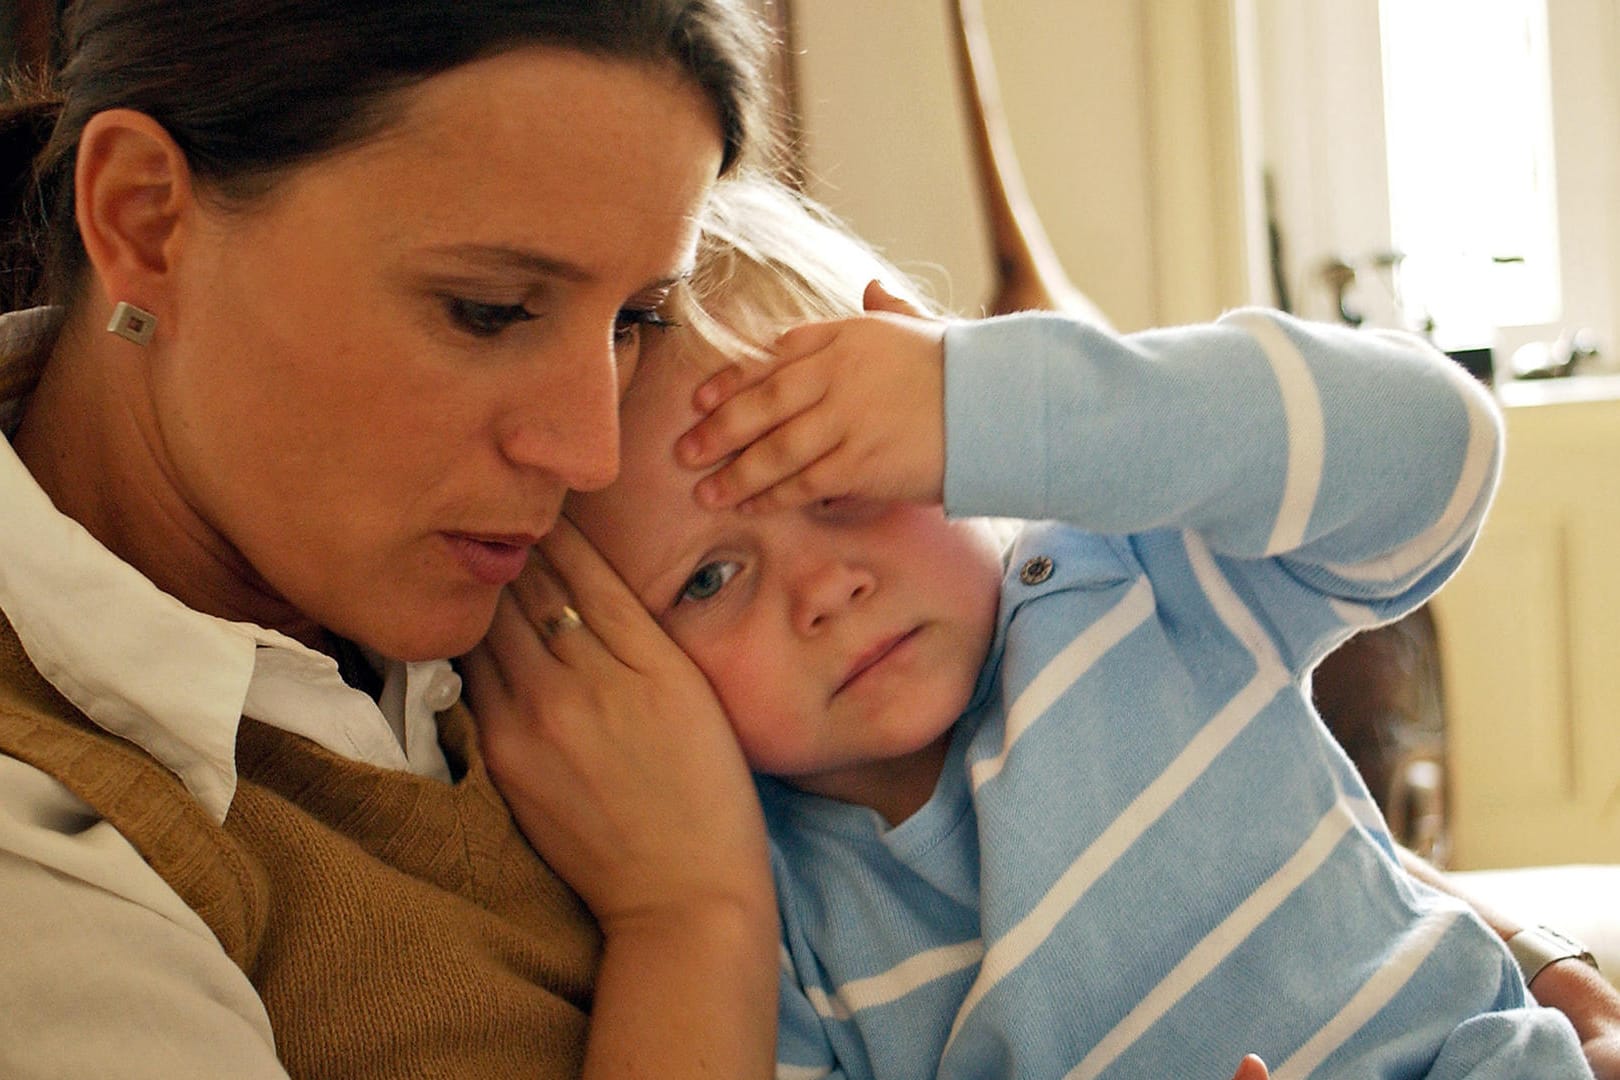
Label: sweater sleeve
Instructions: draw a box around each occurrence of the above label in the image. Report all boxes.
[1422,1006,1594,1079]
[942,308,1503,670]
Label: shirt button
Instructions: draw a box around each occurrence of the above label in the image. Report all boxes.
[423,669,463,713]
[1019,555,1054,586]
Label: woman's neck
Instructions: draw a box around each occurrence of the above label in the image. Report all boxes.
[12,314,323,649]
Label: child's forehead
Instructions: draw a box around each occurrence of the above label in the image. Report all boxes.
[624,334,722,418]
[625,303,781,416]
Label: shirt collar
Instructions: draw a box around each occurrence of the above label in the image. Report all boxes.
[0,309,454,823]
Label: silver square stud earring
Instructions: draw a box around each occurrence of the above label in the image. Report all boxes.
[106,301,158,346]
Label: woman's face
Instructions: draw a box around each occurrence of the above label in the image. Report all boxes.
[157,48,723,660]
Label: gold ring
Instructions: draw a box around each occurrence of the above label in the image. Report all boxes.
[538,605,583,642]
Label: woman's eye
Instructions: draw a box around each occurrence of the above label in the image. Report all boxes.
[446,297,537,337]
[678,560,740,605]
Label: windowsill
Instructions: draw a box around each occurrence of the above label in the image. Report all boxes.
[1496,373,1620,409]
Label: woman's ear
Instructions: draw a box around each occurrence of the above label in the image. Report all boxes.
[73,108,194,326]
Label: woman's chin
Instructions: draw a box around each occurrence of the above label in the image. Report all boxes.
[342,598,497,663]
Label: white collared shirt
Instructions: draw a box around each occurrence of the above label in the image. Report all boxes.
[0,308,461,1077]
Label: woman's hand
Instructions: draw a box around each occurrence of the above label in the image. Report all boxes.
[464,518,769,926]
[676,280,948,513]
[462,518,777,1078]
[1527,962,1620,1079]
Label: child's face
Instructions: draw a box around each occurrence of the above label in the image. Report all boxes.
[568,332,1004,809]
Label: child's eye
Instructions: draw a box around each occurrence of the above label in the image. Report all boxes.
[613,306,674,346]
[446,297,538,338]
[678,559,741,605]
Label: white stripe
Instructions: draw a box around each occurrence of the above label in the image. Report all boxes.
[1228,311,1325,555]
[1064,808,1356,1080]
[1323,339,1498,583]
[1272,909,1462,1080]
[827,938,984,1018]
[803,983,848,1022]
[1327,597,1377,630]
[784,926,972,1029]
[775,1065,832,1080]
[971,578,1156,789]
[1185,532,1288,682]
[785,942,854,1021]
[1340,792,1390,838]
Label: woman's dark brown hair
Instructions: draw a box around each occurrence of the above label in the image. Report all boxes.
[0,0,776,313]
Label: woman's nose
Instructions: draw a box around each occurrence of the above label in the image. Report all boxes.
[497,329,622,492]
[791,554,877,636]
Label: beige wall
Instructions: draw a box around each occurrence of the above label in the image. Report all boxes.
[788,1,1257,330]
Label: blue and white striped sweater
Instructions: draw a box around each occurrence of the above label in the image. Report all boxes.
[764,309,1590,1078]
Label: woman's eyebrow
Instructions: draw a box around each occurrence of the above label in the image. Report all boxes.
[423,244,691,295]
[422,243,595,282]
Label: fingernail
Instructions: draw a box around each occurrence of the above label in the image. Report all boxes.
[694,477,720,507]
[676,434,701,465]
[694,382,719,410]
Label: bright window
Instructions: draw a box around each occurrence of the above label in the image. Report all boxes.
[1379,0,1561,337]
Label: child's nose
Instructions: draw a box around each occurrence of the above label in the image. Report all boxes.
[791,557,876,635]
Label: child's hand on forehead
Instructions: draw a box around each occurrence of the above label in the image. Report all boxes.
[675,280,948,513]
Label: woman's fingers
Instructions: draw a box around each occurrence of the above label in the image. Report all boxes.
[457,633,508,707]
[472,587,543,685]
[535,517,674,668]
[478,554,575,675]
[505,546,575,618]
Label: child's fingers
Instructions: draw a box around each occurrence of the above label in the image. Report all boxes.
[1230,1055,1270,1080]
[770,320,842,363]
[861,278,929,318]
[687,321,841,417]
[691,363,755,413]
[729,451,855,516]
[677,360,829,469]
[693,412,844,509]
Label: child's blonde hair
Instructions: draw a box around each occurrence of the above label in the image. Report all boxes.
[665,171,936,370]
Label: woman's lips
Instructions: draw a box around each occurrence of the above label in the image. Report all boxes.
[446,533,536,586]
[836,627,922,696]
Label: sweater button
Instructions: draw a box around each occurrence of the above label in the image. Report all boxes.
[1019,555,1054,585]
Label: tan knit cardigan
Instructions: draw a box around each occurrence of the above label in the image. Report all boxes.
[0,614,601,1078]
